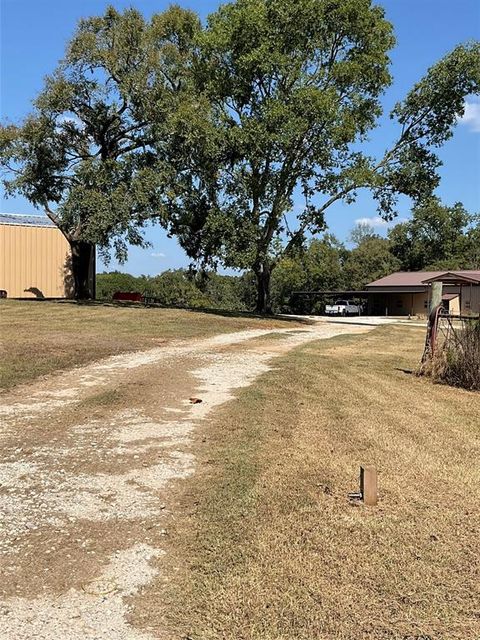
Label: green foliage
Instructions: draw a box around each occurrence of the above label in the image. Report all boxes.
[200,272,253,311]
[0,5,199,261]
[271,235,347,312]
[147,270,211,307]
[166,0,397,311]
[96,269,254,311]
[97,193,477,314]
[372,43,480,214]
[303,236,348,291]
[344,236,401,290]
[271,257,309,313]
[95,271,149,300]
[388,197,478,270]
[160,0,479,311]
[348,222,377,247]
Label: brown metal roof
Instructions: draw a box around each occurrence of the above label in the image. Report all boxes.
[366,270,480,288]
[421,271,480,284]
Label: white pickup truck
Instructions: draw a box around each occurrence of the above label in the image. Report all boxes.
[324,299,362,316]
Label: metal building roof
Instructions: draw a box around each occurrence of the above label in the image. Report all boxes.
[421,271,480,285]
[0,213,55,227]
[366,270,480,288]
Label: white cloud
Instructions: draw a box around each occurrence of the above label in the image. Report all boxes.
[150,252,166,258]
[458,99,480,133]
[355,216,390,227]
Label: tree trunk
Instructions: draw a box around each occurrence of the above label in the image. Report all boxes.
[70,240,95,300]
[254,262,273,314]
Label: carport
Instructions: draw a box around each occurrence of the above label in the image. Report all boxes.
[290,290,373,314]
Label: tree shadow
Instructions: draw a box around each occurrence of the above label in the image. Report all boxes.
[181,305,315,324]
[24,287,45,299]
[63,254,75,299]
[395,367,414,375]
[50,298,314,324]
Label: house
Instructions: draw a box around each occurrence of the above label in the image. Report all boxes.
[0,213,75,299]
[365,270,480,316]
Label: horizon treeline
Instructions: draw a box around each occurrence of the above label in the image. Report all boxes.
[97,198,479,313]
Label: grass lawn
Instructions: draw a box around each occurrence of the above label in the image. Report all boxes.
[0,300,301,390]
[156,325,480,640]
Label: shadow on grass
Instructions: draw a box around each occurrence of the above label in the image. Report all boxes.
[176,305,315,324]
[395,367,415,375]
[16,298,314,325]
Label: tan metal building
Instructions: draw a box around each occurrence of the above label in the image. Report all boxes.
[366,270,480,316]
[0,213,73,298]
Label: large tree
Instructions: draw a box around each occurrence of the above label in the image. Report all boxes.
[164,0,480,313]
[0,5,199,298]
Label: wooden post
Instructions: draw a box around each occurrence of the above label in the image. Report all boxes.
[360,465,378,506]
[430,281,443,312]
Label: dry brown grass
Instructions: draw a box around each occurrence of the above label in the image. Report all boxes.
[146,325,480,640]
[430,321,480,391]
[0,300,302,390]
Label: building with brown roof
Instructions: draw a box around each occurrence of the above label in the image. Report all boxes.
[365,270,480,316]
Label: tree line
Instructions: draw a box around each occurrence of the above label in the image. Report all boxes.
[1,1,479,311]
[97,197,479,314]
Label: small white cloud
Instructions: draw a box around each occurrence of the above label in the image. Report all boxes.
[355,216,390,227]
[458,99,480,133]
[151,252,166,258]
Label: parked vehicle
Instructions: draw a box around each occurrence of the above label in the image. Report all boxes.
[325,299,362,316]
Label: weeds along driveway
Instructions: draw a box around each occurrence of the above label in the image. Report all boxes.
[0,323,369,639]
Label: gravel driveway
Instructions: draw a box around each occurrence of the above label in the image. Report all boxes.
[0,322,369,639]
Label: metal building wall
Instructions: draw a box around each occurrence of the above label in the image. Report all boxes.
[461,284,480,314]
[0,223,72,298]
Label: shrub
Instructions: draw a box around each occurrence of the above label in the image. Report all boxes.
[96,271,149,300]
[430,320,480,391]
[96,269,256,311]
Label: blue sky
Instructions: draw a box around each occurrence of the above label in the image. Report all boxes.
[1,0,479,275]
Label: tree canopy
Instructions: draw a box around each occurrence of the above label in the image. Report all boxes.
[161,0,479,312]
[0,5,200,297]
[344,235,400,290]
[388,197,479,271]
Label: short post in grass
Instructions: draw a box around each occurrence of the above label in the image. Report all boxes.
[360,465,377,506]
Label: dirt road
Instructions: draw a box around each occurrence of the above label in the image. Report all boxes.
[0,322,368,639]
